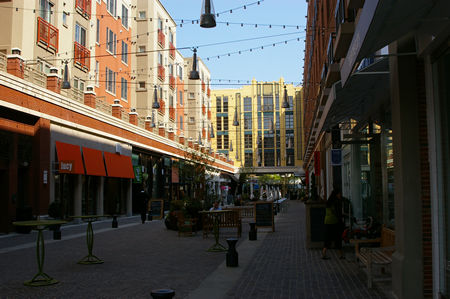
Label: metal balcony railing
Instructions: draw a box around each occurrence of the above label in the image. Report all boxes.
[74,41,90,70]
[169,42,175,58]
[37,17,59,52]
[158,29,165,48]
[75,0,91,19]
[169,75,175,89]
[335,0,356,29]
[158,64,165,81]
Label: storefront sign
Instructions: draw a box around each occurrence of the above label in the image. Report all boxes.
[314,151,320,176]
[331,149,342,166]
[59,161,73,172]
[133,166,142,183]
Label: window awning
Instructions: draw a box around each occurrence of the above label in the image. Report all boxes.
[340,0,442,85]
[82,147,106,176]
[55,141,85,174]
[104,152,135,179]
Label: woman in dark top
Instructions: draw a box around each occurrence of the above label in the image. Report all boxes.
[321,189,344,260]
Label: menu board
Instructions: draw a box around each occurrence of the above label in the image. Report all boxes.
[254,201,274,232]
[149,199,164,220]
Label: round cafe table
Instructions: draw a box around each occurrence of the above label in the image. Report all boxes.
[70,215,106,265]
[200,210,228,252]
[13,219,67,286]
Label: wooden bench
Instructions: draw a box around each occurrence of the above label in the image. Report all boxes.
[201,210,242,238]
[352,226,395,288]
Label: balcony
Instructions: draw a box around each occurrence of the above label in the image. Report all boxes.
[201,81,205,92]
[324,35,340,87]
[202,105,206,115]
[334,0,356,59]
[74,41,90,70]
[169,75,175,89]
[158,29,165,48]
[158,64,165,81]
[202,128,206,139]
[169,42,175,58]
[207,110,211,120]
[75,0,91,19]
[158,99,165,115]
[37,17,59,52]
[207,88,210,97]
[169,107,175,120]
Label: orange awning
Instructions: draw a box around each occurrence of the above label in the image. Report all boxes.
[104,152,134,179]
[82,147,106,176]
[55,141,84,174]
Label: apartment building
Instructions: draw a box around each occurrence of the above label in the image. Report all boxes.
[302,0,450,297]
[212,79,303,174]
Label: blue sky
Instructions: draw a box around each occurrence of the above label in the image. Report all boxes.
[159,0,307,89]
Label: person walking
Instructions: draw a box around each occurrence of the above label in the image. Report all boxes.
[322,189,345,259]
[138,185,149,224]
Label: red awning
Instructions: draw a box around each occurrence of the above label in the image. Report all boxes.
[104,152,134,179]
[82,147,106,176]
[55,141,85,174]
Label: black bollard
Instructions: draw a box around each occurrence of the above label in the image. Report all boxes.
[53,224,61,240]
[226,238,239,267]
[112,215,118,228]
[249,222,257,241]
[150,289,175,299]
[148,213,153,221]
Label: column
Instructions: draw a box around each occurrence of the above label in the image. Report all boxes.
[350,143,362,219]
[126,179,132,216]
[73,175,82,220]
[96,176,104,215]
[390,38,423,299]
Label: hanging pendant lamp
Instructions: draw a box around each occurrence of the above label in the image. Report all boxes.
[232,106,239,126]
[282,85,290,108]
[61,61,71,89]
[150,110,156,127]
[200,0,216,28]
[152,85,160,109]
[235,150,239,160]
[230,140,233,151]
[189,48,200,80]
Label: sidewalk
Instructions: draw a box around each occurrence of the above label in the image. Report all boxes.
[0,202,391,298]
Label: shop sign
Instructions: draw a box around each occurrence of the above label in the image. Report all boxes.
[331,149,342,166]
[133,166,142,183]
[59,160,73,172]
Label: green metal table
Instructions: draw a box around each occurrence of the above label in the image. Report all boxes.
[13,219,67,287]
[200,210,228,252]
[70,215,105,265]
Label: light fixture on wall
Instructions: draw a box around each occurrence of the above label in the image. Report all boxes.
[210,124,215,138]
[61,60,71,89]
[189,48,200,80]
[282,85,290,108]
[230,140,233,151]
[232,106,239,126]
[152,85,160,109]
[200,0,216,28]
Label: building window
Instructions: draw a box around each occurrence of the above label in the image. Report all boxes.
[107,0,116,16]
[244,97,252,112]
[258,113,262,130]
[189,117,195,123]
[121,5,128,28]
[158,18,163,30]
[95,61,99,85]
[244,135,252,149]
[216,97,221,113]
[264,114,274,130]
[179,91,183,105]
[96,19,100,43]
[73,77,85,91]
[106,27,116,54]
[169,95,174,107]
[121,78,127,101]
[245,152,253,167]
[75,23,87,46]
[138,45,146,53]
[169,31,174,44]
[217,136,222,149]
[244,114,252,130]
[216,117,222,131]
[263,96,273,111]
[264,132,274,148]
[158,53,163,65]
[138,11,146,19]
[276,113,280,129]
[63,12,68,27]
[138,81,146,89]
[178,65,183,79]
[122,41,128,64]
[179,116,183,130]
[189,92,195,99]
[223,135,229,149]
[264,151,275,166]
[223,96,228,113]
[257,96,262,111]
[223,116,229,131]
[285,113,294,129]
[287,96,294,111]
[105,67,116,94]
[39,0,53,23]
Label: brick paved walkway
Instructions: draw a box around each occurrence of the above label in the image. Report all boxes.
[0,202,392,298]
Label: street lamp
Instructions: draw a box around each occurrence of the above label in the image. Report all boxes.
[61,61,71,89]
[210,124,215,138]
[189,49,200,80]
[200,0,216,28]
[282,85,290,109]
[232,106,239,126]
[152,85,160,109]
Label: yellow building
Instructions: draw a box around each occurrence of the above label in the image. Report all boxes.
[212,79,303,174]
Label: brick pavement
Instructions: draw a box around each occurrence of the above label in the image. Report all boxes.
[0,202,392,298]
